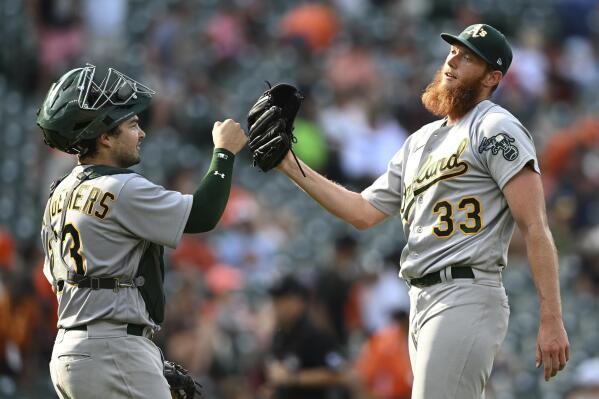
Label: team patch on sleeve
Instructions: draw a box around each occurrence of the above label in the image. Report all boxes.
[478,133,519,161]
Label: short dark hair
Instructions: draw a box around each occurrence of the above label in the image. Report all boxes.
[269,275,309,300]
[78,124,121,160]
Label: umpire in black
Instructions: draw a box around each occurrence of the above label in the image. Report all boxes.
[265,275,350,399]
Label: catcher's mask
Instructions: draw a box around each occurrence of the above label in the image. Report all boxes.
[37,64,155,155]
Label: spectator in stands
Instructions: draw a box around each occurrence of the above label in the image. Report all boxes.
[265,275,350,399]
[355,309,412,399]
[313,234,359,346]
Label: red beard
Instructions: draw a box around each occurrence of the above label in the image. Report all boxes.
[421,69,486,120]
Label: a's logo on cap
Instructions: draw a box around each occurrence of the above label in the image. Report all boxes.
[474,27,487,37]
[465,24,487,38]
[497,58,503,65]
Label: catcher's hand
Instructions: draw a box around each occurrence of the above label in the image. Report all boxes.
[247,82,305,175]
[164,360,202,399]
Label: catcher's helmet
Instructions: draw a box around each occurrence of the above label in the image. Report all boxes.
[36,64,155,155]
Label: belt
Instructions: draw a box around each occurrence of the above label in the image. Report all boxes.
[64,323,147,337]
[409,266,475,288]
[66,271,143,292]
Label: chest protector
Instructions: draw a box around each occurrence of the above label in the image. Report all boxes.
[45,165,166,324]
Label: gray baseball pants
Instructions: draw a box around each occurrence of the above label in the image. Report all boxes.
[408,268,510,399]
[49,321,171,399]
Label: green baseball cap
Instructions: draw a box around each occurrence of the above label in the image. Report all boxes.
[441,24,513,74]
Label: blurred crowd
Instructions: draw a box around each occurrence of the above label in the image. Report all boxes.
[2,0,599,398]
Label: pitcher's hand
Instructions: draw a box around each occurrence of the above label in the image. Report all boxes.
[536,315,570,381]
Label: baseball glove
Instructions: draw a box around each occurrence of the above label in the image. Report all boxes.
[164,360,202,399]
[247,82,305,175]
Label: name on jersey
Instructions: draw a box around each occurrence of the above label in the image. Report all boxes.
[50,184,115,220]
[400,138,469,220]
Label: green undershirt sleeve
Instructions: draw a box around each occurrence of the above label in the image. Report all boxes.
[183,148,235,234]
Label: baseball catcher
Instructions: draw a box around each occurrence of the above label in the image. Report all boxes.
[246,82,305,176]
[38,63,246,398]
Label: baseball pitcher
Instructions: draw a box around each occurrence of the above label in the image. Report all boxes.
[37,64,246,398]
[248,24,570,398]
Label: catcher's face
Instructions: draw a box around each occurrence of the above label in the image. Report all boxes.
[109,115,145,167]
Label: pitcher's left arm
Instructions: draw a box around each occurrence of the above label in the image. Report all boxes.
[503,165,570,381]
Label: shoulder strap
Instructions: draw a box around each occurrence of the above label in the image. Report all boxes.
[78,165,136,181]
[48,165,135,196]
[49,172,70,198]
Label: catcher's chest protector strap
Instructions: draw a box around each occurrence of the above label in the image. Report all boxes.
[136,243,166,324]
[48,165,167,324]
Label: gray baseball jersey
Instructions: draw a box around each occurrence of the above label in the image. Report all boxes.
[41,165,192,328]
[362,100,539,280]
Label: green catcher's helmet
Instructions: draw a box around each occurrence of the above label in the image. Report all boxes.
[36,64,155,155]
